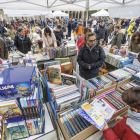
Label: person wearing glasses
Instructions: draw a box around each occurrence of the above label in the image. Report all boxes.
[77,32,106,80]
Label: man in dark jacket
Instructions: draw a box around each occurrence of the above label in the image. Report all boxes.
[14,27,32,54]
[77,33,106,80]
[136,17,140,27]
[110,25,125,49]
[72,19,77,32]
[53,25,64,47]
[0,23,7,37]
[94,20,108,43]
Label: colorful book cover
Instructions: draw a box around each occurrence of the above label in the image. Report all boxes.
[48,65,61,85]
[61,73,76,85]
[61,62,72,75]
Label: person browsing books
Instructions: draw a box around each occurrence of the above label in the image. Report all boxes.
[77,32,106,80]
[101,87,140,140]
[42,27,57,49]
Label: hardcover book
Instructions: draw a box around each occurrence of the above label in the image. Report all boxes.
[61,62,72,75]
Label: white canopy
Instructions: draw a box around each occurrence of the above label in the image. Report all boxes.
[91,10,109,17]
[3,9,52,17]
[0,0,140,11]
[52,11,69,17]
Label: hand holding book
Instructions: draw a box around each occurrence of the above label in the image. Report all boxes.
[102,121,109,131]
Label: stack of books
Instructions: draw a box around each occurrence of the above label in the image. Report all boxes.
[123,64,140,73]
[106,69,132,82]
[78,89,127,130]
[118,80,140,92]
[51,85,81,112]
[131,72,140,81]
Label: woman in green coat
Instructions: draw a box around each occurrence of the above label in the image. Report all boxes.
[128,31,140,53]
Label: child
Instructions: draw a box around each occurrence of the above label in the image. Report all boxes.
[32,25,35,33]
[99,39,106,48]
[33,40,43,54]
[73,28,77,44]
[4,33,14,52]
[102,87,140,140]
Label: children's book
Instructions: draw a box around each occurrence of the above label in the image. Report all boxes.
[61,73,76,85]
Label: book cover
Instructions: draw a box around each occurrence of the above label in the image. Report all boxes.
[61,62,72,75]
[61,73,76,85]
[48,65,61,85]
[55,57,70,63]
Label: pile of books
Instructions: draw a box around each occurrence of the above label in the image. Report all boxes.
[78,89,126,130]
[105,53,132,68]
[124,64,140,73]
[82,76,113,101]
[118,80,140,92]
[106,69,132,82]
[103,47,119,55]
[131,72,140,81]
[51,85,81,112]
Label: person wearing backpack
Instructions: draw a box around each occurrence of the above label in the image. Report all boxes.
[127,21,136,45]
[110,25,125,49]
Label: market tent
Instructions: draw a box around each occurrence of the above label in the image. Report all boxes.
[91,10,109,17]
[3,9,52,17]
[0,0,139,11]
[52,11,69,17]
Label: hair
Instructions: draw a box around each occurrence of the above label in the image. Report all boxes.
[37,40,43,49]
[55,21,58,25]
[83,27,92,35]
[122,87,140,110]
[131,31,140,43]
[99,39,104,45]
[99,20,104,23]
[84,32,96,42]
[44,27,51,37]
[114,25,121,29]
[18,27,24,32]
[57,24,61,29]
[4,33,9,37]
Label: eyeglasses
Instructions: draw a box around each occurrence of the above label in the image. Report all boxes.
[88,39,96,43]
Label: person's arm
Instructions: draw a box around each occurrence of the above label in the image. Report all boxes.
[52,32,57,48]
[77,47,91,69]
[127,26,131,34]
[4,42,8,59]
[91,46,106,69]
[94,25,97,34]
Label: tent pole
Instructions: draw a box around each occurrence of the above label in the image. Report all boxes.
[86,0,89,27]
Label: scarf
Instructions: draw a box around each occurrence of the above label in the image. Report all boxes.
[18,33,25,41]
[126,108,140,135]
[86,42,97,52]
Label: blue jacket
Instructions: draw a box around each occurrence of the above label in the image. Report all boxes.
[43,20,46,27]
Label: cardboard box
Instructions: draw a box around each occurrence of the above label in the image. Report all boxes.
[57,88,128,140]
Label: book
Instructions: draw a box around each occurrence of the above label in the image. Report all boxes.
[55,57,70,63]
[48,65,61,85]
[61,62,72,75]
[61,73,76,85]
[7,121,29,139]
[0,100,22,119]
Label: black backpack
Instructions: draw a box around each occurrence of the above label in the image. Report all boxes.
[122,34,126,44]
[131,25,137,33]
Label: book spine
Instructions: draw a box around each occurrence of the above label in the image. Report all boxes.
[65,114,78,134]
[62,116,75,136]
[67,114,81,133]
[70,112,84,131]
[60,118,72,138]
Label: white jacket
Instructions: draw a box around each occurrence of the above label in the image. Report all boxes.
[93,20,97,26]
[42,28,57,48]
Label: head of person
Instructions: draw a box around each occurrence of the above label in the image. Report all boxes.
[37,39,43,49]
[99,20,104,27]
[4,33,9,40]
[56,25,61,32]
[131,31,140,43]
[122,87,140,113]
[99,39,104,45]
[18,27,25,36]
[84,32,96,47]
[114,25,121,33]
[44,27,51,37]
[83,27,92,35]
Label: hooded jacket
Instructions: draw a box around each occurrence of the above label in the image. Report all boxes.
[76,23,83,35]
[107,23,113,36]
[110,29,125,49]
[127,22,135,35]
[94,24,108,43]
[14,34,32,54]
[77,43,106,80]
[103,117,140,140]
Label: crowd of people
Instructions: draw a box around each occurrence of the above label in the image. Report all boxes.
[0,16,140,140]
